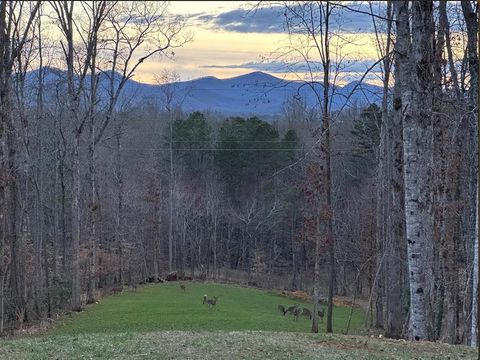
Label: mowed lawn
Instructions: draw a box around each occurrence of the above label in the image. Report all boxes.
[2,331,477,360]
[1,283,476,359]
[49,282,365,335]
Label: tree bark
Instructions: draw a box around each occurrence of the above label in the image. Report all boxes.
[460,0,479,347]
[401,0,435,341]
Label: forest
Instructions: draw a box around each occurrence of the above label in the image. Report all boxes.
[0,0,478,348]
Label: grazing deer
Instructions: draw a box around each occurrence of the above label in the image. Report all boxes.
[292,307,302,321]
[301,307,312,320]
[111,286,123,295]
[206,296,218,308]
[278,305,287,315]
[318,308,325,322]
[284,304,298,315]
[180,284,186,292]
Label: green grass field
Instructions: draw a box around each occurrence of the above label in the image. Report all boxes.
[0,282,475,359]
[1,330,476,359]
[50,282,364,335]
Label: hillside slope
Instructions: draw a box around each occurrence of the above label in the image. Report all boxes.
[25,68,382,116]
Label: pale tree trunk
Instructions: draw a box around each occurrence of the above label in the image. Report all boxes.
[460,0,478,347]
[401,0,435,341]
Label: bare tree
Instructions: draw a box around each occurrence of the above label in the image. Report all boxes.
[0,0,41,329]
[99,2,190,278]
[399,0,435,341]
[459,0,478,348]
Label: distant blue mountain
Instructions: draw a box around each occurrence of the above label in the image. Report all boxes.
[24,68,382,116]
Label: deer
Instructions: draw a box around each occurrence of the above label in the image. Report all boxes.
[317,308,325,322]
[111,286,123,295]
[292,306,302,321]
[278,305,287,315]
[206,296,218,308]
[284,304,299,315]
[301,307,312,320]
[180,284,186,292]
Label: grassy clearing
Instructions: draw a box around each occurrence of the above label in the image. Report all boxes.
[1,331,476,359]
[0,283,474,359]
[48,282,364,335]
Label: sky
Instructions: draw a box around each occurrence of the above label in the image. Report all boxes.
[132,1,386,85]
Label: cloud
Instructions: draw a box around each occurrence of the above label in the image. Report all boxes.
[190,4,385,34]
[201,59,383,74]
[193,7,285,33]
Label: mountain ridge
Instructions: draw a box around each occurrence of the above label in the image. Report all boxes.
[24,68,382,116]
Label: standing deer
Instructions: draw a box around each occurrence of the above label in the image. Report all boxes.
[284,304,299,315]
[318,308,325,322]
[292,307,302,321]
[301,307,312,320]
[180,284,186,292]
[111,286,123,295]
[206,296,218,308]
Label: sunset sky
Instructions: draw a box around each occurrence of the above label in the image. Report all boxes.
[132,1,385,85]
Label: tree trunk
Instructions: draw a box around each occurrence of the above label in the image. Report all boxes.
[401,0,434,341]
[212,213,217,279]
[71,139,82,311]
[312,215,321,333]
[169,119,174,272]
[460,0,478,347]
[115,130,125,284]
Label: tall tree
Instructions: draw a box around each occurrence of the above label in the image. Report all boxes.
[282,0,336,334]
[0,0,41,329]
[459,0,478,348]
[399,0,435,341]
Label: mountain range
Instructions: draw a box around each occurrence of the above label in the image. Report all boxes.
[25,68,383,116]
